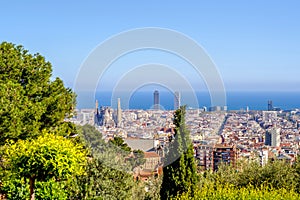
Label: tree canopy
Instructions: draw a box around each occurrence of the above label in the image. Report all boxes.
[2,133,87,199]
[67,125,136,199]
[0,42,75,144]
[68,157,135,200]
[160,106,198,199]
[109,136,132,152]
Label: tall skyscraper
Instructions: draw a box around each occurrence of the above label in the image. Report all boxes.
[265,127,280,147]
[95,99,99,114]
[174,91,181,110]
[117,98,122,127]
[154,90,159,110]
[95,100,100,125]
[268,100,273,111]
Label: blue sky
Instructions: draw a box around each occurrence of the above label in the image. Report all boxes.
[1,0,300,92]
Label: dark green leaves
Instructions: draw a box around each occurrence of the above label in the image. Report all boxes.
[0,42,75,144]
[161,106,198,199]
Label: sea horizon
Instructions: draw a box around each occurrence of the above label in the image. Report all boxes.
[76,90,300,111]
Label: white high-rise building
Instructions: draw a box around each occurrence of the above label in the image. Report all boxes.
[117,98,122,127]
[265,127,280,147]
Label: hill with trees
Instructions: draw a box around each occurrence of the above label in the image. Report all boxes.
[1,42,300,200]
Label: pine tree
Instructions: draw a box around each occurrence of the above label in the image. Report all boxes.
[160,106,198,199]
[0,42,76,144]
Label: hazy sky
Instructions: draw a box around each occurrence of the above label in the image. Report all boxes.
[1,0,300,92]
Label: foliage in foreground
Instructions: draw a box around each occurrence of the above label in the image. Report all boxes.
[172,184,300,200]
[1,177,67,200]
[67,124,148,200]
[161,106,198,199]
[203,160,299,191]
[0,42,76,144]
[172,183,300,200]
[1,133,87,199]
[165,152,300,200]
[67,158,135,200]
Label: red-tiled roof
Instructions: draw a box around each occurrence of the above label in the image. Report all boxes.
[144,152,160,158]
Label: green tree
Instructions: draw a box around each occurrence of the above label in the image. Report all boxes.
[259,160,296,190]
[109,137,146,170]
[76,125,132,172]
[127,149,146,170]
[74,124,104,157]
[109,136,132,152]
[144,176,162,200]
[68,125,136,200]
[294,155,300,193]
[132,177,162,200]
[202,159,297,192]
[68,158,135,200]
[2,133,87,200]
[0,42,75,144]
[172,183,300,200]
[0,176,68,200]
[160,106,198,199]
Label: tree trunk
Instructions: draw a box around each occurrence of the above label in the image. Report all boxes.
[29,177,35,200]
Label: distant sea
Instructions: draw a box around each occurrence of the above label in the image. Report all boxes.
[77,91,300,111]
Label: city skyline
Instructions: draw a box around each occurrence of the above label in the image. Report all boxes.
[2,2,300,198]
[0,1,300,92]
[92,89,300,111]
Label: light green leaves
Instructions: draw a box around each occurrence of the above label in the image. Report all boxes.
[3,133,87,182]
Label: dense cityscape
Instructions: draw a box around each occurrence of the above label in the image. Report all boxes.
[1,1,300,199]
[71,91,300,180]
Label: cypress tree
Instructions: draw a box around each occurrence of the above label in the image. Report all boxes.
[160,106,198,199]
